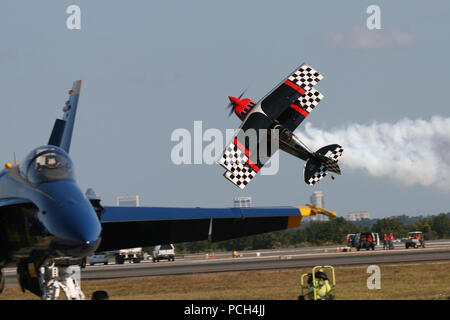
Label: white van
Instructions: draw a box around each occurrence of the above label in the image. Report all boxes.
[152,244,175,262]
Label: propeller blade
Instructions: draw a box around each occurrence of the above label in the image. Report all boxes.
[238,87,248,99]
[226,100,234,117]
[228,105,235,117]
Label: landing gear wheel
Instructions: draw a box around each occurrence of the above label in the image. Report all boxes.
[92,290,109,300]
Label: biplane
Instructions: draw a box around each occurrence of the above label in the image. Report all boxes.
[219,63,344,189]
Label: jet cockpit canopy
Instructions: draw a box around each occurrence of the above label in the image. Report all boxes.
[22,146,75,184]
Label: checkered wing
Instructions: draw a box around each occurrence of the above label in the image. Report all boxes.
[218,112,279,189]
[255,63,324,130]
[279,86,325,132]
[295,87,324,114]
[303,144,344,185]
[218,140,258,189]
[323,145,344,162]
[306,163,327,186]
[304,144,344,185]
[218,142,248,171]
[223,165,257,190]
[287,64,324,92]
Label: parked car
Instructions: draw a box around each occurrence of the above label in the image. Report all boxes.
[89,252,109,265]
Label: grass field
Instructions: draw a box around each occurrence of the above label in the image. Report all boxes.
[1,261,450,300]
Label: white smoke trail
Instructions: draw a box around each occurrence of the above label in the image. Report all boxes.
[295,116,450,192]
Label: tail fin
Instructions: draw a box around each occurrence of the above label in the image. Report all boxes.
[48,80,82,153]
[303,144,344,185]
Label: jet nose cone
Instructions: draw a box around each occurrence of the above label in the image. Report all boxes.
[67,237,102,258]
[228,96,237,104]
[82,239,100,252]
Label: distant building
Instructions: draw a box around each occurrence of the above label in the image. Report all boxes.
[310,191,324,208]
[116,195,140,207]
[309,191,324,221]
[345,211,370,221]
[234,197,252,208]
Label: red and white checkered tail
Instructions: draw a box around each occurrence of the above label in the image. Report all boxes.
[304,144,343,186]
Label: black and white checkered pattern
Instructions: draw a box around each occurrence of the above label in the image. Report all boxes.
[307,164,327,185]
[218,142,248,171]
[324,146,344,161]
[218,140,258,189]
[224,165,257,189]
[299,88,324,112]
[296,88,324,113]
[288,64,323,92]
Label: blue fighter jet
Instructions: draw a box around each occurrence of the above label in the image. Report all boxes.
[0,81,317,300]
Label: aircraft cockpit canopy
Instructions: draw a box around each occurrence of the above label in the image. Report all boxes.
[22,146,75,184]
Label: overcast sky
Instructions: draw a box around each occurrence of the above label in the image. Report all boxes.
[1,1,449,218]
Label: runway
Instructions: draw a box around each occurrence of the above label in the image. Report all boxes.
[3,240,450,285]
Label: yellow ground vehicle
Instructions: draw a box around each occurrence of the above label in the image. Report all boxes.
[232,250,243,258]
[298,266,336,300]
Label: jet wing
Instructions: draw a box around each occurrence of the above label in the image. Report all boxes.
[255,63,324,127]
[218,112,277,189]
[96,206,304,251]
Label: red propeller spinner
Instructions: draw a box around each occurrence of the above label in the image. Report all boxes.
[227,89,255,120]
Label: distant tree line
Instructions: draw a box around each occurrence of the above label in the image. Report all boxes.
[173,212,450,254]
